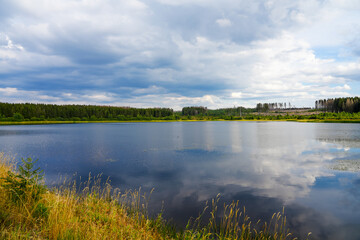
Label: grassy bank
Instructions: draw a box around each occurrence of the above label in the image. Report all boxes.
[0,119,212,125]
[1,117,360,125]
[0,154,307,239]
[294,119,360,123]
[1,111,360,125]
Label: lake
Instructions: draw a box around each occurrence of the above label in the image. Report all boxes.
[0,121,360,239]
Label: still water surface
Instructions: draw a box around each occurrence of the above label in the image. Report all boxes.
[1,121,360,239]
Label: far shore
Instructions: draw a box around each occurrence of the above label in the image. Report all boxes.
[1,118,360,126]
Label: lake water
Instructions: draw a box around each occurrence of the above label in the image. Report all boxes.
[1,121,360,239]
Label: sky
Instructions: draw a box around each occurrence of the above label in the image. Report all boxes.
[0,0,360,110]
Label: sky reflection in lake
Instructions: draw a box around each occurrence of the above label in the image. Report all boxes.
[0,122,360,239]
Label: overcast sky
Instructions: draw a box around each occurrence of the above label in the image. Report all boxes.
[1,0,360,109]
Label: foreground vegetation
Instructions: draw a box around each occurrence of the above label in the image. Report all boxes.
[0,153,308,239]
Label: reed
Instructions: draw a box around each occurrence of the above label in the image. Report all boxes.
[0,153,309,240]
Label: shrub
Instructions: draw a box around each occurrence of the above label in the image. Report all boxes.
[12,113,24,122]
[71,117,81,121]
[1,157,48,220]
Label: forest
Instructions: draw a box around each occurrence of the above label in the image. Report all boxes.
[0,103,257,122]
[315,97,360,113]
[0,102,174,121]
[255,102,296,112]
[181,106,255,116]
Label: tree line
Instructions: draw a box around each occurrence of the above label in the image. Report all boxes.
[182,106,208,116]
[181,106,255,116]
[256,102,294,112]
[315,97,360,113]
[0,102,174,121]
[2,100,360,122]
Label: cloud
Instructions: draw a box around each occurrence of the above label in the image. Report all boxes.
[216,18,232,27]
[0,0,360,109]
[0,34,24,50]
[0,87,61,102]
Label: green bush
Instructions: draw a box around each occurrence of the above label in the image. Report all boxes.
[1,157,48,220]
[90,115,98,121]
[12,113,24,122]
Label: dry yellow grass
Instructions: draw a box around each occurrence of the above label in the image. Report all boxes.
[0,153,167,240]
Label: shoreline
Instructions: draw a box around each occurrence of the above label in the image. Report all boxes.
[1,118,360,125]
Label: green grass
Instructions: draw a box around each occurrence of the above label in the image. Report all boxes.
[1,111,360,125]
[1,118,360,126]
[0,153,309,239]
[0,120,207,125]
[291,119,360,123]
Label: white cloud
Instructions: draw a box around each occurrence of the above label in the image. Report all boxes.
[231,92,242,98]
[0,34,24,50]
[167,31,360,107]
[215,18,231,27]
[0,87,61,102]
[0,87,19,95]
[0,33,71,73]
[333,84,351,90]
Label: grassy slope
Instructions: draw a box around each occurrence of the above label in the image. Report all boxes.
[0,153,168,240]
